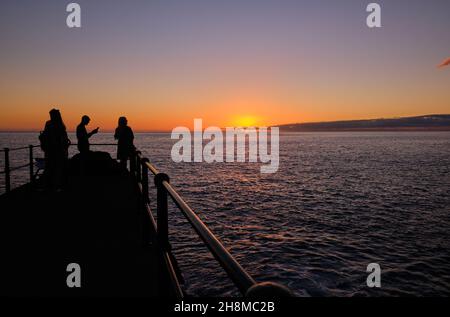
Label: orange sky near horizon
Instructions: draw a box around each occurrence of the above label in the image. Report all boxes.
[1,81,450,132]
[1,64,449,132]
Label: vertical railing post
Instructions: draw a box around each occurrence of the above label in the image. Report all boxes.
[29,145,34,182]
[155,173,170,250]
[4,148,10,193]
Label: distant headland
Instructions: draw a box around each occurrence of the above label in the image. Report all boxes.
[277,115,450,132]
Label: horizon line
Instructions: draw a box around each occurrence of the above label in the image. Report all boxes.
[1,113,449,133]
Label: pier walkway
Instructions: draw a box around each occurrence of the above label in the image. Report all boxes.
[0,145,290,297]
[0,153,166,296]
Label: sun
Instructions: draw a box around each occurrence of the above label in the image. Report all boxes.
[233,116,260,127]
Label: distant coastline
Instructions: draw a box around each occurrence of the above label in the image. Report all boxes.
[276,114,450,132]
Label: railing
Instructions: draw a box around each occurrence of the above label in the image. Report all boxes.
[0,144,117,193]
[131,151,287,297]
[0,145,39,193]
[1,144,290,297]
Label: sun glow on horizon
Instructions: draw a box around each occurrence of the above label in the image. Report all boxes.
[231,116,262,128]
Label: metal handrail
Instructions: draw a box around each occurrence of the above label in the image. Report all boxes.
[1,146,31,152]
[1,145,42,192]
[0,143,117,152]
[9,163,31,172]
[165,179,257,294]
[1,146,36,192]
[1,143,119,193]
[142,159,257,295]
[144,161,159,176]
[0,145,44,152]
[87,143,117,146]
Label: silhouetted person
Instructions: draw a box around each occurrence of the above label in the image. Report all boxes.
[76,115,99,154]
[40,109,70,191]
[114,117,135,170]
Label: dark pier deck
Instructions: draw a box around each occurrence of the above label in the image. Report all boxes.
[0,155,168,296]
[0,146,291,297]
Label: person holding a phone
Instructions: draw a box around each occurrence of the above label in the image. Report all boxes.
[76,115,99,154]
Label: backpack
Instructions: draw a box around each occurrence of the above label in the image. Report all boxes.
[39,130,49,152]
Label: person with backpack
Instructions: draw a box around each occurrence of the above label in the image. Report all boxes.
[40,109,71,191]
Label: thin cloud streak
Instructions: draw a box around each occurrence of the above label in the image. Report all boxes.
[438,57,450,68]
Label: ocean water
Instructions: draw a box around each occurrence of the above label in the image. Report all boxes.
[1,132,449,296]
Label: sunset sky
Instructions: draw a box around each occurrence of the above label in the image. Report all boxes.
[0,0,449,131]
